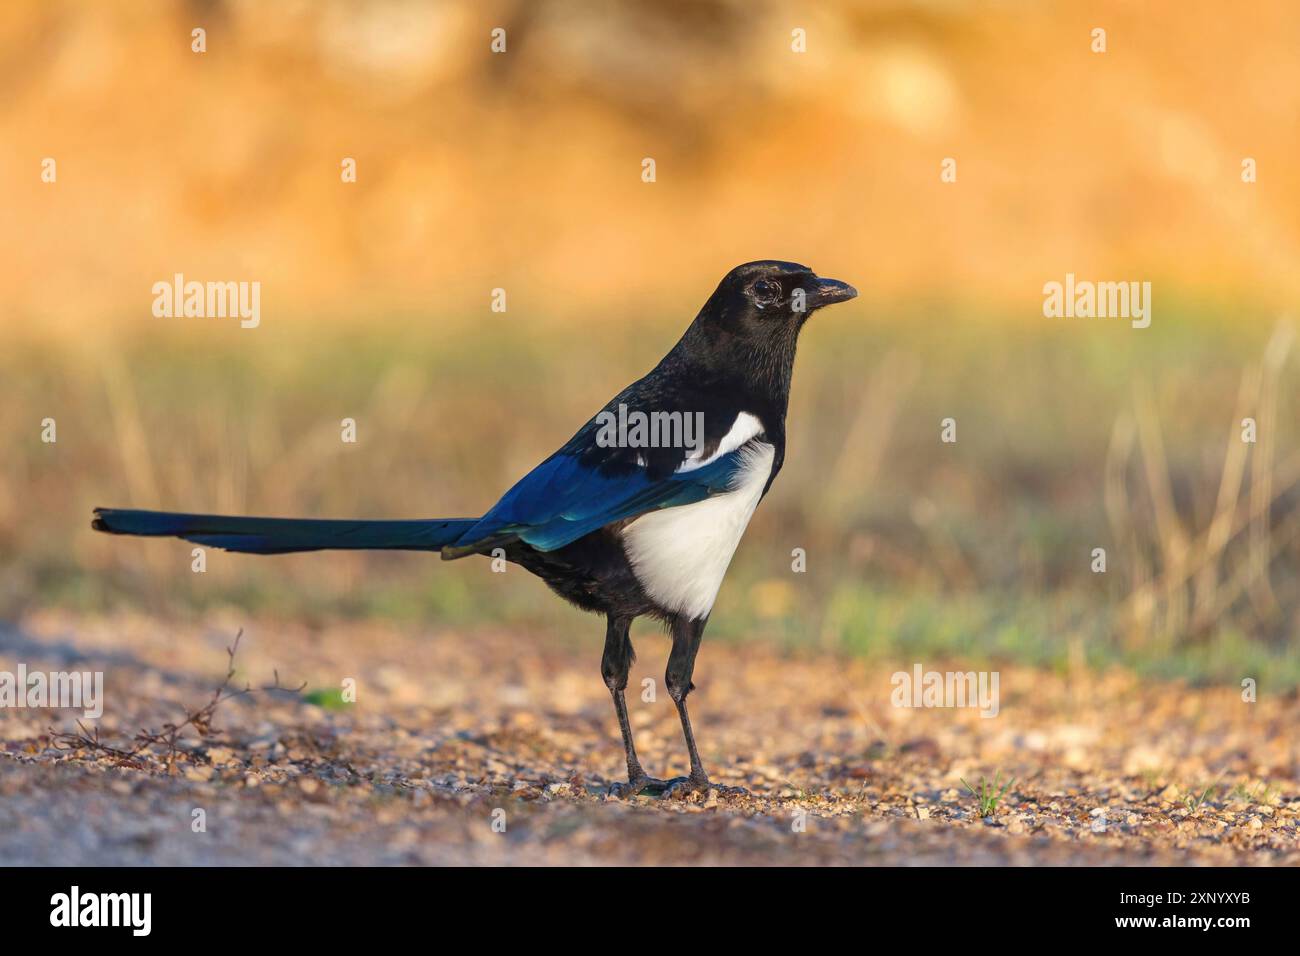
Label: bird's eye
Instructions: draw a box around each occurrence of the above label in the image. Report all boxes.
[751,279,780,302]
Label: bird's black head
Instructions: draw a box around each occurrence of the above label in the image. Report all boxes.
[701,260,858,336]
[671,260,858,411]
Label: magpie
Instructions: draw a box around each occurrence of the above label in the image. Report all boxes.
[93,261,858,797]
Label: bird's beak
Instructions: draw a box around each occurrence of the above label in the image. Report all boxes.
[807,275,858,310]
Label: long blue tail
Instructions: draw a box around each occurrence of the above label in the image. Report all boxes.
[92,507,477,555]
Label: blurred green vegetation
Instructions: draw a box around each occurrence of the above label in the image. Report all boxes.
[4,294,1298,684]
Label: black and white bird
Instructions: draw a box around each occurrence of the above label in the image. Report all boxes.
[94,261,858,796]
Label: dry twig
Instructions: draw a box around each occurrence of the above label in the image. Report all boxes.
[49,628,305,773]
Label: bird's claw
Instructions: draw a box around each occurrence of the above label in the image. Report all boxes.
[661,774,709,799]
[607,774,704,799]
[608,774,666,799]
[670,776,753,801]
[608,773,748,801]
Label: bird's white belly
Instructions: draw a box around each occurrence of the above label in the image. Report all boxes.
[621,441,774,620]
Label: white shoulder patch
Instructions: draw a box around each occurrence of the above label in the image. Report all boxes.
[677,411,765,473]
[622,439,775,620]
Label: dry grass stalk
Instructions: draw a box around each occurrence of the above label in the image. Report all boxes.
[49,628,305,774]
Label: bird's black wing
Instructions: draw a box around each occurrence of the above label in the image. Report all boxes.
[442,383,760,557]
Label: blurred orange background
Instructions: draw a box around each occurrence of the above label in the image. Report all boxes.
[3,0,1298,334]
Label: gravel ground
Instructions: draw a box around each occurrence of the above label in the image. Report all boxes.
[1,611,1297,866]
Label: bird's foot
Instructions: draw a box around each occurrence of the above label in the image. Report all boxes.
[662,773,709,799]
[607,770,716,799]
[607,772,749,801]
[665,773,751,801]
[607,774,674,799]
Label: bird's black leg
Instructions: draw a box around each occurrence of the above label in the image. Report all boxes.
[663,615,717,796]
[601,614,658,797]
